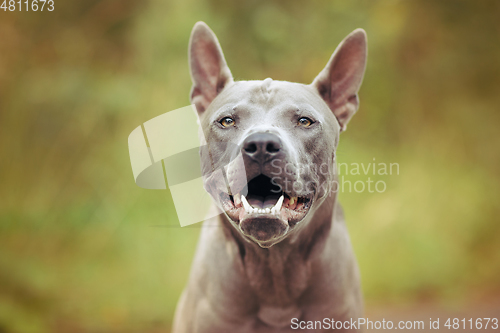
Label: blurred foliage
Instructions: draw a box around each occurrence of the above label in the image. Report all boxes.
[1,0,500,332]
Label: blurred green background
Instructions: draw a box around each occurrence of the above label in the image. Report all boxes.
[1,0,500,332]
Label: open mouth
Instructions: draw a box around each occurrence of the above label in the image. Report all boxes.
[219,174,312,227]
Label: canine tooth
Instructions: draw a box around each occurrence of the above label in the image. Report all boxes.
[289,197,297,206]
[241,195,251,212]
[234,193,241,206]
[274,195,284,212]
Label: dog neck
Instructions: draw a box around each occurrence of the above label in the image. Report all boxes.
[220,189,338,308]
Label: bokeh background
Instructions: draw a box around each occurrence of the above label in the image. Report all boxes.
[1,0,500,332]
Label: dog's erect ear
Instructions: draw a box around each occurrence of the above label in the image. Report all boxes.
[189,22,233,113]
[312,29,367,132]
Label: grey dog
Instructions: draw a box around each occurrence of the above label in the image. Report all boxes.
[172,21,367,333]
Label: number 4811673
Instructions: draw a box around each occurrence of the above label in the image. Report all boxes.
[1,0,54,11]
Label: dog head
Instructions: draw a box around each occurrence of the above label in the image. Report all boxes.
[190,22,367,248]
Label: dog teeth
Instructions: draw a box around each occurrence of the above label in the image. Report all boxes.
[241,195,260,214]
[270,195,284,216]
[241,195,252,212]
[241,195,284,216]
[289,196,297,206]
[233,193,241,206]
[275,195,284,211]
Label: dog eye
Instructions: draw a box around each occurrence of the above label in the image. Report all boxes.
[220,117,235,128]
[298,117,314,127]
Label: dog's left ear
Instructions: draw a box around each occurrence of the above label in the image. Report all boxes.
[189,21,234,113]
[312,29,367,132]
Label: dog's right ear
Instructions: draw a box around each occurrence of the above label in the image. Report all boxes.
[189,22,233,113]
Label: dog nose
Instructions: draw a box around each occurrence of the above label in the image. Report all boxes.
[242,132,282,162]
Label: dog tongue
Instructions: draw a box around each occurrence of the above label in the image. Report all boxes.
[263,195,281,208]
[247,195,280,209]
[248,196,264,208]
